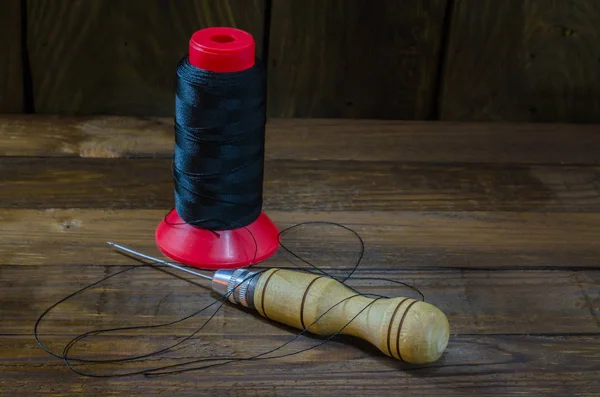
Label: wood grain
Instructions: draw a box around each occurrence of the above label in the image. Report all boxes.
[1,334,599,396]
[2,116,600,163]
[251,268,450,364]
[0,115,174,157]
[2,209,600,269]
[26,0,265,116]
[441,0,600,123]
[2,263,599,336]
[2,115,600,395]
[2,157,600,212]
[267,0,447,119]
[0,0,23,112]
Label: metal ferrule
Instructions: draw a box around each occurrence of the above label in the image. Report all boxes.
[211,269,260,309]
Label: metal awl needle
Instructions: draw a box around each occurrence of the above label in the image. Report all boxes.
[107,242,213,281]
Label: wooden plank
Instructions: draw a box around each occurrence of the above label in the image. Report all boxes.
[0,0,23,112]
[1,158,600,212]
[1,334,599,395]
[2,116,600,163]
[26,0,265,116]
[2,263,598,335]
[0,115,174,157]
[441,0,600,123]
[267,0,447,119]
[2,209,600,270]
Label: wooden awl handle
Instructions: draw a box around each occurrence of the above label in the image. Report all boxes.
[251,269,449,364]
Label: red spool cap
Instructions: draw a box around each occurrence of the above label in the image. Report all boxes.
[155,27,279,269]
[189,27,255,72]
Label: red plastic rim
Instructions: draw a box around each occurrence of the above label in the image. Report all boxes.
[188,27,255,72]
[156,210,280,270]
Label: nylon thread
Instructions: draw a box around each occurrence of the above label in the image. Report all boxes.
[34,222,426,377]
[173,57,266,230]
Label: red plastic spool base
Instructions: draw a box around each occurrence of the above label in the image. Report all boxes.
[156,210,279,269]
[155,27,279,269]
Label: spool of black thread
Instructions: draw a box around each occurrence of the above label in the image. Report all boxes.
[173,58,265,230]
[155,27,279,269]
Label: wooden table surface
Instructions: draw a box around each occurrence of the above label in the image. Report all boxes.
[1,116,599,396]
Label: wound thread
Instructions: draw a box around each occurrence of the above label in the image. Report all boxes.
[173,57,266,230]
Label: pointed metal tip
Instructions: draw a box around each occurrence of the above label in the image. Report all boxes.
[105,241,213,281]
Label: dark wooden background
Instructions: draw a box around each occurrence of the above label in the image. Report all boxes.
[1,0,599,122]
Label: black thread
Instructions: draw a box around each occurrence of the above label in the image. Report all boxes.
[173,57,266,230]
[34,222,426,377]
[34,46,429,375]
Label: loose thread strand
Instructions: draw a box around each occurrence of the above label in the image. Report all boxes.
[34,222,425,377]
